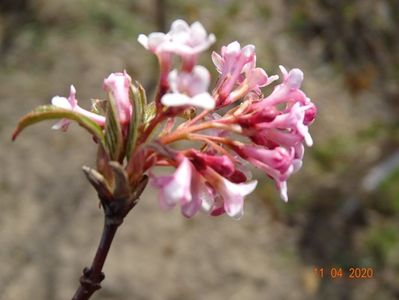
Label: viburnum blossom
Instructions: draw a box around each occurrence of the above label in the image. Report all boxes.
[167,19,216,71]
[212,41,278,106]
[13,19,317,221]
[150,157,193,212]
[161,65,214,109]
[138,19,215,88]
[51,85,106,131]
[12,19,318,299]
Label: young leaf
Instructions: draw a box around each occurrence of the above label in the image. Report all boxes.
[12,105,105,145]
[137,82,147,111]
[104,93,124,162]
[125,82,146,160]
[144,102,157,123]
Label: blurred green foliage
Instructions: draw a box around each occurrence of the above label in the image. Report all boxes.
[365,223,399,266]
[377,168,399,215]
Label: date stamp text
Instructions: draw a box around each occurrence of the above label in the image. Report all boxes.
[313,267,375,279]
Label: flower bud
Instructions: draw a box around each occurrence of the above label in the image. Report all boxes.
[103,72,132,125]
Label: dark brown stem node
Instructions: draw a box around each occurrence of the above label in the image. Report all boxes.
[72,166,148,300]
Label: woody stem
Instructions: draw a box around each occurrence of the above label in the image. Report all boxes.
[71,217,120,300]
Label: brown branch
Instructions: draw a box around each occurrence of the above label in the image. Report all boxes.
[72,168,148,300]
[71,218,120,300]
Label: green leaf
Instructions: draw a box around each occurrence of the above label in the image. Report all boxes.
[12,105,105,145]
[104,92,124,161]
[126,82,146,160]
[137,82,147,109]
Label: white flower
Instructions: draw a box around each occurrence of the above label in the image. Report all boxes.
[161,66,215,109]
[51,85,105,131]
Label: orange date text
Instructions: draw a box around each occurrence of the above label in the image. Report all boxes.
[313,267,374,279]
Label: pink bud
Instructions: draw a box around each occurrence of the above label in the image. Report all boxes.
[304,102,317,125]
[256,102,313,146]
[251,128,303,148]
[240,145,294,175]
[191,151,235,177]
[103,72,132,125]
[239,145,295,202]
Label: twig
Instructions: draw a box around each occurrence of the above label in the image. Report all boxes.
[71,218,120,300]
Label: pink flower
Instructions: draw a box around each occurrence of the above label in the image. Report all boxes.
[245,66,316,148]
[138,20,215,59]
[215,176,258,219]
[150,153,257,219]
[240,145,294,175]
[103,72,133,125]
[238,145,294,202]
[250,128,303,148]
[168,20,215,71]
[232,66,316,201]
[212,41,277,106]
[138,20,215,77]
[51,85,105,131]
[150,157,210,218]
[256,66,310,108]
[137,32,172,54]
[256,102,313,146]
[137,32,173,86]
[212,42,255,99]
[292,143,304,172]
[212,42,254,76]
[186,171,213,218]
[150,157,193,211]
[161,65,215,109]
[203,167,257,219]
[169,20,215,54]
[238,56,279,96]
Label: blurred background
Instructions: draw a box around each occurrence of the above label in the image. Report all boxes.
[1,0,399,299]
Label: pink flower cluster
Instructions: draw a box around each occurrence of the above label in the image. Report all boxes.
[138,20,316,218]
[47,19,316,219]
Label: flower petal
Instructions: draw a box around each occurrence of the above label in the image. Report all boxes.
[190,93,215,110]
[161,93,192,107]
[51,96,72,110]
[151,158,193,211]
[219,179,257,219]
[211,51,223,73]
